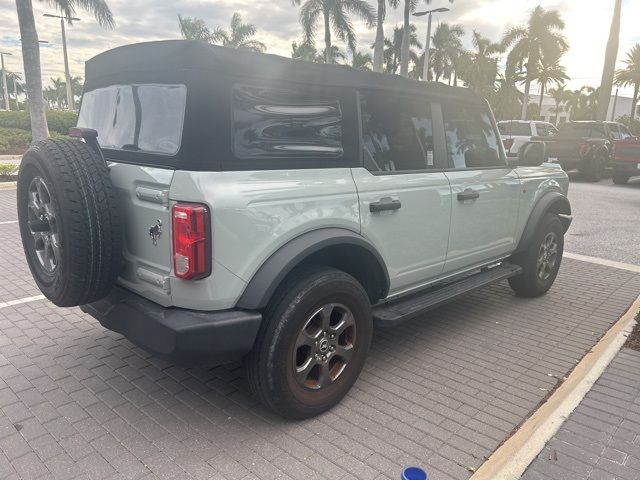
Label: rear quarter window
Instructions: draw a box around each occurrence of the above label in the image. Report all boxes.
[77,84,187,155]
[232,84,343,160]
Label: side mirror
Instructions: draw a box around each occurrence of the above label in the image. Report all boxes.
[518,141,546,167]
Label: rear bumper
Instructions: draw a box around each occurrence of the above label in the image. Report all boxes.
[612,161,640,174]
[81,287,262,366]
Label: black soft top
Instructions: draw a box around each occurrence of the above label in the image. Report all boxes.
[83,40,484,170]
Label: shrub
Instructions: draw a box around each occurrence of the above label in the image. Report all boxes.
[0,164,19,176]
[0,127,32,153]
[0,110,77,135]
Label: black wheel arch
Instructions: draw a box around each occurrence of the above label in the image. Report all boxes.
[513,191,572,254]
[236,228,390,310]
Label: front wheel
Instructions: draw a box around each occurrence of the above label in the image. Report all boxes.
[245,266,372,419]
[508,213,564,297]
[580,153,607,182]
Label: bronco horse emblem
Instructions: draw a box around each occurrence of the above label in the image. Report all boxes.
[148,219,162,246]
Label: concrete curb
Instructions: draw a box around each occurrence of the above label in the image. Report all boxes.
[0,181,17,190]
[470,293,640,480]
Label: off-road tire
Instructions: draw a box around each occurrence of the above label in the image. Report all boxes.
[245,266,372,419]
[508,213,564,298]
[17,139,122,307]
[612,172,630,185]
[580,152,607,182]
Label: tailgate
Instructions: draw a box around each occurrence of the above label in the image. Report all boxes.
[613,139,640,163]
[108,162,174,306]
[534,137,581,159]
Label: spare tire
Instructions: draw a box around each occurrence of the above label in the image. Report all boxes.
[17,139,122,307]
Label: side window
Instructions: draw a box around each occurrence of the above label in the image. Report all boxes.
[536,123,554,137]
[608,124,622,140]
[232,84,343,159]
[442,105,504,169]
[619,125,634,139]
[360,93,436,173]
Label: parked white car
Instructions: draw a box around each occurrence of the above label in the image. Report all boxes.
[498,120,558,156]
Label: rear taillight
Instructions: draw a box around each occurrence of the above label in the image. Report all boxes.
[503,138,514,152]
[579,143,592,156]
[172,203,211,280]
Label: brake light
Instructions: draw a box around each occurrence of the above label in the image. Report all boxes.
[579,143,592,156]
[503,138,514,152]
[172,203,211,280]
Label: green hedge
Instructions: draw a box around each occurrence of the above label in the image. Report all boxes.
[0,110,78,135]
[0,127,71,153]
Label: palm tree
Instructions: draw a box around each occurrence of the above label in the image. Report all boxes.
[502,6,567,121]
[548,85,569,124]
[458,31,502,94]
[384,25,422,75]
[179,13,266,52]
[178,15,212,42]
[490,67,523,120]
[429,22,464,83]
[398,0,418,77]
[615,44,640,120]
[292,0,376,64]
[320,46,346,64]
[597,0,622,120]
[291,40,322,62]
[372,0,399,72]
[535,54,568,111]
[15,0,114,142]
[351,50,373,70]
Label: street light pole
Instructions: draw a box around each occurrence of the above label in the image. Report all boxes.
[0,52,12,111]
[413,7,450,82]
[44,13,80,111]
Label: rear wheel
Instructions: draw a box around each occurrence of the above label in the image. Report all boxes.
[245,266,372,419]
[612,172,630,185]
[508,213,564,297]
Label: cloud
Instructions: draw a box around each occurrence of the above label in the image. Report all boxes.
[0,0,638,98]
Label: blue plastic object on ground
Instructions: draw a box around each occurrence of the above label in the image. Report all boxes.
[401,467,428,480]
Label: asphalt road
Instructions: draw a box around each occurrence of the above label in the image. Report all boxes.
[565,171,640,265]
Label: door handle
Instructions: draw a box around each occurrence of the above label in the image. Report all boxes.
[457,189,480,201]
[369,197,402,213]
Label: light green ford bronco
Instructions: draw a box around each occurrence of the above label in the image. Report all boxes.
[17,41,571,419]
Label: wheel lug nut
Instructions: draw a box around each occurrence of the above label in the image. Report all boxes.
[330,346,335,351]
[322,355,326,361]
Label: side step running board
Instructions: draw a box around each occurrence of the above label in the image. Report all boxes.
[372,263,522,327]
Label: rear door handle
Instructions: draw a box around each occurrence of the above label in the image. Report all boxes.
[457,189,480,201]
[370,197,402,213]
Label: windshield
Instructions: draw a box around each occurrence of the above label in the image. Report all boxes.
[77,84,187,155]
[558,122,606,139]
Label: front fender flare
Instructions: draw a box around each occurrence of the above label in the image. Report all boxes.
[514,192,572,254]
[236,228,390,310]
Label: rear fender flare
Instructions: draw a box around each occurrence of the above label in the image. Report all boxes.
[236,228,390,310]
[514,192,572,254]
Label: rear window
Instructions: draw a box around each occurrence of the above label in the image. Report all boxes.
[232,84,343,159]
[77,84,187,155]
[558,122,606,139]
[497,122,531,136]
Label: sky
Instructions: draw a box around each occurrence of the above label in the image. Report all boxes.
[1,0,639,98]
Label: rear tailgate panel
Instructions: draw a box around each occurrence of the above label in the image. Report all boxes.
[108,162,175,306]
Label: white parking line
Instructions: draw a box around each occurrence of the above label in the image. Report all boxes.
[0,295,46,310]
[564,252,640,273]
[0,220,18,225]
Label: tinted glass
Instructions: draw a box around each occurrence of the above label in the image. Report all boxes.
[608,124,622,140]
[558,122,606,138]
[78,84,186,155]
[360,94,436,172]
[232,85,343,159]
[619,125,634,139]
[498,122,531,136]
[535,123,556,137]
[443,105,504,169]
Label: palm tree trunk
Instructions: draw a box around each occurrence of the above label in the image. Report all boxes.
[399,0,410,77]
[538,84,545,113]
[323,7,332,64]
[596,0,622,121]
[15,0,49,142]
[521,80,531,121]
[373,0,385,72]
[632,82,639,120]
